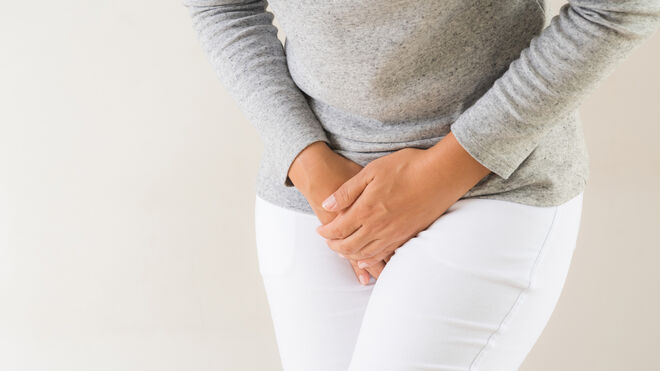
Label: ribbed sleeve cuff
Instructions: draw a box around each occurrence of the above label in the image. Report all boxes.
[450,115,522,181]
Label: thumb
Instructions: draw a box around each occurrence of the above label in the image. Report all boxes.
[322,170,371,212]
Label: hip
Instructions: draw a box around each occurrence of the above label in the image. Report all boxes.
[253,191,585,280]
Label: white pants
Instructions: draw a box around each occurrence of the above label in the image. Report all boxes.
[254,192,584,371]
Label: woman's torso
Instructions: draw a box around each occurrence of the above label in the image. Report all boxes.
[270,0,545,123]
[255,0,589,214]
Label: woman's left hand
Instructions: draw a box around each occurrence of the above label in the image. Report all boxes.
[315,132,492,269]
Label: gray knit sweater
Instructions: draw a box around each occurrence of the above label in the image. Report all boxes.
[183,0,660,215]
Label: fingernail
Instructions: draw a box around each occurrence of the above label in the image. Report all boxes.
[357,261,369,269]
[359,274,369,285]
[337,253,345,258]
[322,194,336,211]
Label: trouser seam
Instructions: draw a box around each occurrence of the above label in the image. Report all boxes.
[468,205,560,370]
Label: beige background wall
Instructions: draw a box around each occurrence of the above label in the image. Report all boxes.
[1,1,658,370]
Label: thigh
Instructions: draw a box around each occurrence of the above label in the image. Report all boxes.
[348,193,584,371]
[254,195,374,371]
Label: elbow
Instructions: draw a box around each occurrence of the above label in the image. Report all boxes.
[182,0,269,21]
[570,0,660,39]
[182,0,267,9]
[182,0,217,8]
[182,0,229,7]
[182,0,270,31]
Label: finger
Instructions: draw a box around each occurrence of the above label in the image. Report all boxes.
[345,238,390,262]
[365,260,386,280]
[355,240,402,267]
[347,259,371,286]
[321,168,373,212]
[316,209,361,240]
[326,224,375,256]
[356,248,395,269]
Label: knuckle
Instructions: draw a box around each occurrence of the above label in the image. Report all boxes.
[358,203,374,215]
[364,159,379,171]
[335,228,348,240]
[354,251,369,261]
[327,239,344,253]
[346,251,359,261]
[369,219,385,233]
[334,187,350,204]
[355,206,375,222]
[334,241,351,255]
[355,248,374,260]
[344,243,361,256]
[356,221,370,236]
[327,226,342,238]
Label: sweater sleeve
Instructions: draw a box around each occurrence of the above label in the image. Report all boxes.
[182,0,330,187]
[450,0,660,180]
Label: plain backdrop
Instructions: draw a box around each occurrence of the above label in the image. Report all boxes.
[1,1,659,370]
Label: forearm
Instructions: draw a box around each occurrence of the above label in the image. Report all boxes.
[291,133,491,202]
[448,1,660,180]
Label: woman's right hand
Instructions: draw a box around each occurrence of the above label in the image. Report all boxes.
[288,141,392,285]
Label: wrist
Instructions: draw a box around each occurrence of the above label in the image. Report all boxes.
[423,132,491,192]
[288,141,336,191]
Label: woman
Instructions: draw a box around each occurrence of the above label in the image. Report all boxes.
[184,1,660,370]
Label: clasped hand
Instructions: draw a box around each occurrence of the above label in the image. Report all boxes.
[316,134,492,270]
[316,147,452,268]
